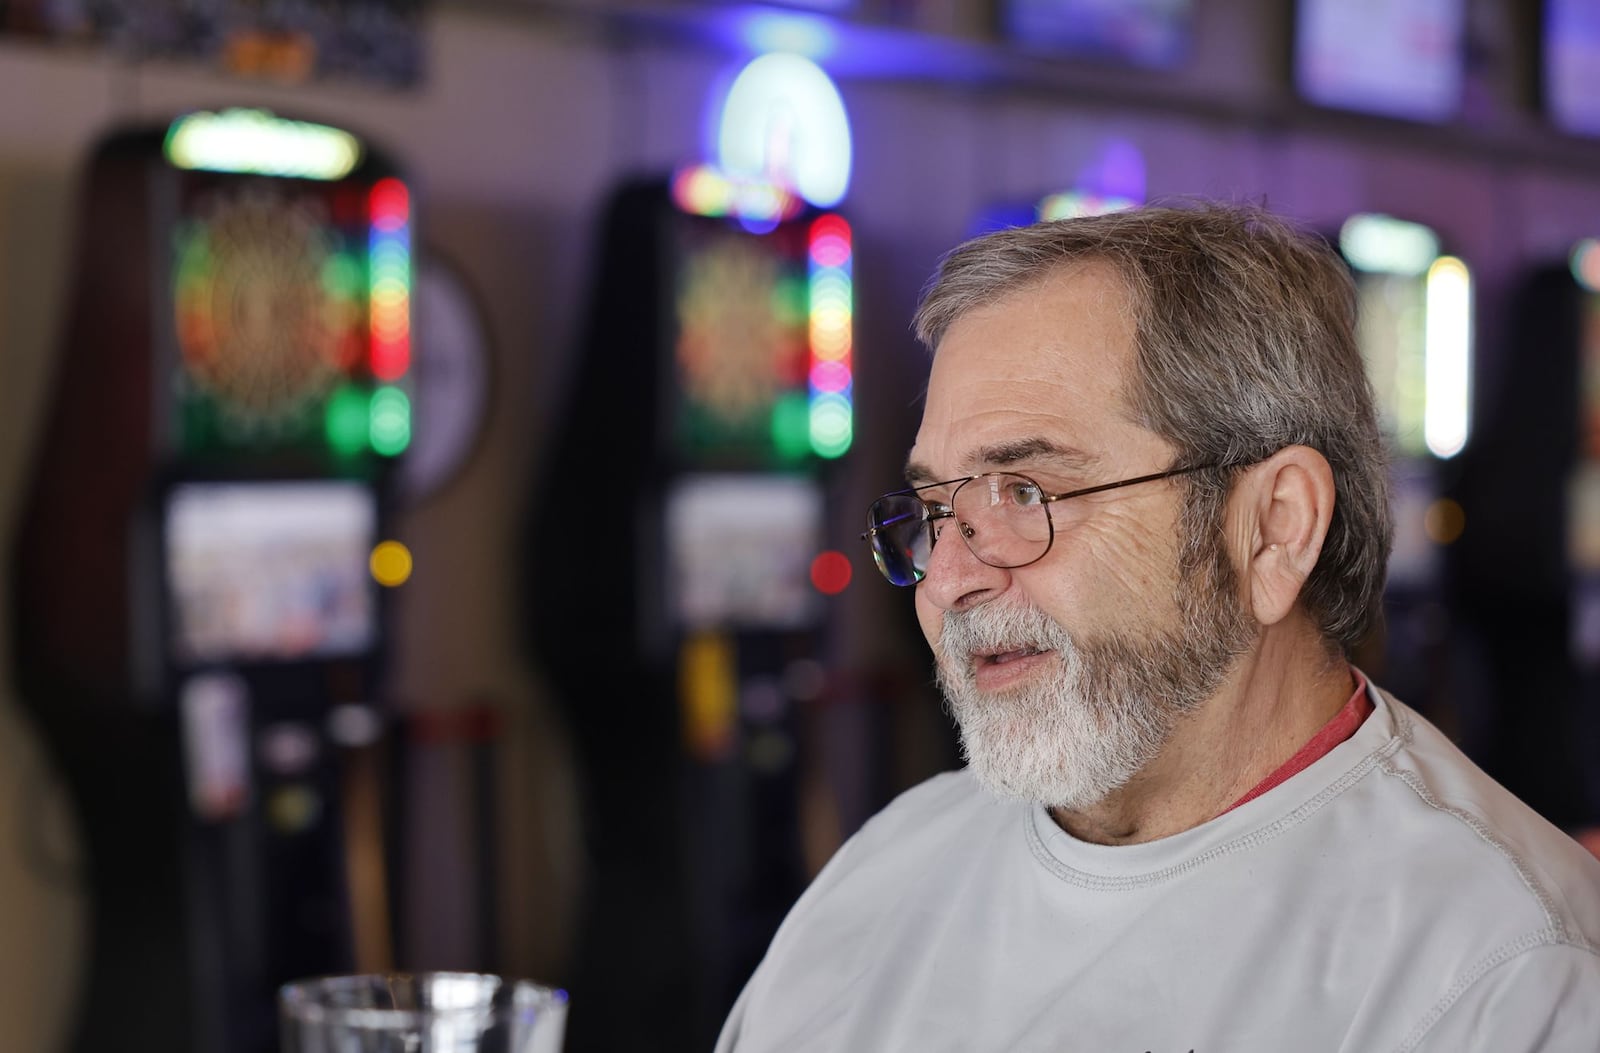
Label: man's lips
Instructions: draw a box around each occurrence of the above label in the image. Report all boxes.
[981,646,1047,665]
[972,643,1049,659]
[968,646,1054,689]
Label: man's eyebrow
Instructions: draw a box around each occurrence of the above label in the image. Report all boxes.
[971,437,1099,472]
[902,439,1097,488]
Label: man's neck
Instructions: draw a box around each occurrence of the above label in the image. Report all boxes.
[1048,618,1354,846]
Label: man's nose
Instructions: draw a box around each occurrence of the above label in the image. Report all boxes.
[918,519,1010,611]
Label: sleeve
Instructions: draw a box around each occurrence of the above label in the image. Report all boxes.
[712,772,977,1052]
[712,979,753,1053]
[1407,941,1600,1052]
[711,827,869,1053]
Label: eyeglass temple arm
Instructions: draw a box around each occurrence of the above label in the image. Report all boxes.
[1040,463,1215,504]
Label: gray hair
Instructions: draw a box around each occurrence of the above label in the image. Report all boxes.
[913,202,1393,655]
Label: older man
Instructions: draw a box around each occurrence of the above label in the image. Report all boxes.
[716,203,1600,1051]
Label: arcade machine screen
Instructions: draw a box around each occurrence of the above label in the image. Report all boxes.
[667,474,822,631]
[164,480,378,664]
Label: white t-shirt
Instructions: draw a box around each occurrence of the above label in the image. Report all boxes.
[717,688,1600,1052]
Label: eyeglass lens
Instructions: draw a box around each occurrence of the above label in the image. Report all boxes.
[866,473,1053,585]
[866,496,931,585]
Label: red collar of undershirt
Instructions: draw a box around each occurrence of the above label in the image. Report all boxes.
[1221,667,1374,815]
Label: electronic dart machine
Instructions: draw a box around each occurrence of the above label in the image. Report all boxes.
[1336,214,1473,717]
[1555,240,1600,830]
[11,109,414,1053]
[528,54,856,1053]
[1444,243,1600,832]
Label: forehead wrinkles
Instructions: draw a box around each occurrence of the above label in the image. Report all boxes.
[913,268,1142,478]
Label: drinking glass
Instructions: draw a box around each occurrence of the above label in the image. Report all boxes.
[280,972,568,1052]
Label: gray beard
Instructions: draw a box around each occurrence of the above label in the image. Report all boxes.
[934,556,1254,811]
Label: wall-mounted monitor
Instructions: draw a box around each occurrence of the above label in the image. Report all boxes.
[164,479,378,664]
[999,0,1194,68]
[1543,0,1600,137]
[1294,0,1466,122]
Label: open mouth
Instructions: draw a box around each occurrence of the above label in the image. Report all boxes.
[979,646,1048,666]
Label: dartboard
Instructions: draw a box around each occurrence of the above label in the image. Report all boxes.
[173,185,361,431]
[675,232,805,425]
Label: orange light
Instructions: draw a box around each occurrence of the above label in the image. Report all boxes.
[1424,498,1466,545]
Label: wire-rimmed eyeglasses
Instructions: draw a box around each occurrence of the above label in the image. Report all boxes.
[859,463,1223,587]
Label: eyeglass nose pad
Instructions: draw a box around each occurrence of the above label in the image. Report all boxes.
[959,521,976,540]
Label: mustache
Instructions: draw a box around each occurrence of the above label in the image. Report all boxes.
[936,601,1073,664]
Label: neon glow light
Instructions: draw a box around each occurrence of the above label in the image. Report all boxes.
[367,178,412,456]
[718,53,852,209]
[1423,256,1472,459]
[671,164,805,224]
[770,393,813,461]
[809,550,852,595]
[324,385,371,458]
[165,109,363,181]
[370,386,411,456]
[1037,191,1139,221]
[807,214,853,458]
[1340,214,1439,276]
[369,540,414,587]
[738,9,837,59]
[1572,238,1600,293]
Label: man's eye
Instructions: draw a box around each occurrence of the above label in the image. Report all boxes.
[1006,481,1043,506]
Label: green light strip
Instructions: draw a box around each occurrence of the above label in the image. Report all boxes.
[165,109,363,181]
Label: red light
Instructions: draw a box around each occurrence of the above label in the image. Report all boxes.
[371,337,410,381]
[809,550,852,595]
[370,178,409,231]
[810,215,852,267]
[812,214,849,242]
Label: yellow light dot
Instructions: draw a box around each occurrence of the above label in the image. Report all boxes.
[370,540,413,587]
[1424,499,1466,545]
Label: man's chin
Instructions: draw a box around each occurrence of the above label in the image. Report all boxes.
[963,755,1116,811]
[954,711,1154,810]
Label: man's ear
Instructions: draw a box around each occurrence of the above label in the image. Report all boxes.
[1234,446,1337,627]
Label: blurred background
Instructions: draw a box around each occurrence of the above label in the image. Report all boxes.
[3,0,1600,1051]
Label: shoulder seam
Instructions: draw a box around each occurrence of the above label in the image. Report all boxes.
[1376,753,1566,935]
[1393,929,1600,1052]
